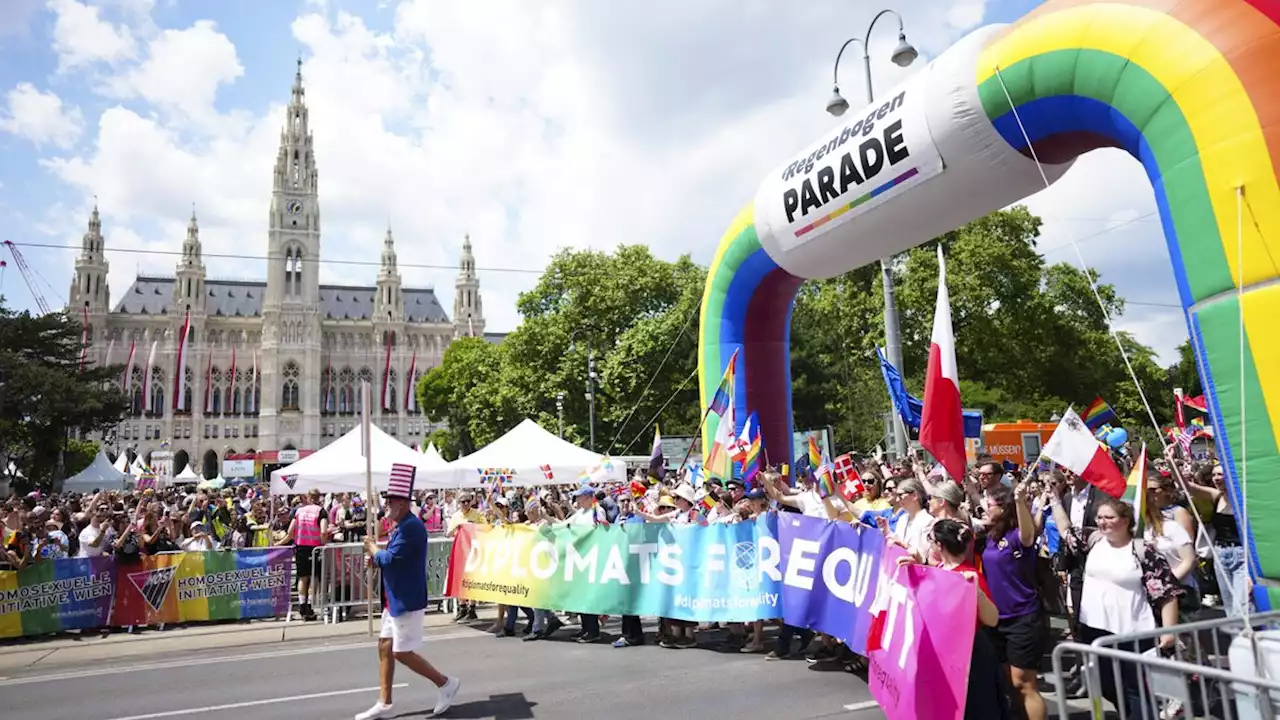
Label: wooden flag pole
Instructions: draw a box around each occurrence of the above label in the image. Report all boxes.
[361,379,374,637]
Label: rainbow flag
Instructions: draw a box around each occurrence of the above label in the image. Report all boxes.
[700,494,717,513]
[707,349,739,417]
[807,436,822,472]
[1082,397,1119,431]
[1125,444,1148,536]
[742,435,761,489]
[816,461,837,499]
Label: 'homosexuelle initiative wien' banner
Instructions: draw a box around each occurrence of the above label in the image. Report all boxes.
[0,548,293,639]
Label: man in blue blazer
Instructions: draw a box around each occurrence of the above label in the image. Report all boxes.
[357,465,460,720]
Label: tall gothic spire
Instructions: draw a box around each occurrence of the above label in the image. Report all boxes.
[82,199,103,258]
[380,224,398,273]
[274,59,317,193]
[181,207,202,266]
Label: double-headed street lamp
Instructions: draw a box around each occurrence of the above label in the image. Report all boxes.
[827,9,917,460]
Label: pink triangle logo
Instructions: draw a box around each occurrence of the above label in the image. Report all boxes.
[127,565,177,612]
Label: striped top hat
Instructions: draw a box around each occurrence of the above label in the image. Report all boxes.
[388,462,416,500]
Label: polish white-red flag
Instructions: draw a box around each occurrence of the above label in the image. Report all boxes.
[919,245,966,481]
[1043,407,1127,498]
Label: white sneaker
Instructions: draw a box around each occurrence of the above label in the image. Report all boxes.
[355,701,393,720]
[433,676,460,715]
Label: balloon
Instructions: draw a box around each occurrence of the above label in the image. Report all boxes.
[1106,428,1128,449]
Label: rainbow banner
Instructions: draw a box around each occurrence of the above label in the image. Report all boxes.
[0,550,292,638]
[0,557,115,638]
[447,516,783,622]
[113,549,293,626]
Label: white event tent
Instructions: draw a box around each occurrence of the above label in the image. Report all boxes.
[418,419,627,489]
[269,423,440,495]
[422,442,448,468]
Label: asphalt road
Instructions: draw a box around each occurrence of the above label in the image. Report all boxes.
[1,622,886,720]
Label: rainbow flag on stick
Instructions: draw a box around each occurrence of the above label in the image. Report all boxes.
[1082,396,1119,432]
[707,349,739,418]
[1126,444,1148,536]
[807,436,822,473]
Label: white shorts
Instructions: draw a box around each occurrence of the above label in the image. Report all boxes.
[379,608,425,653]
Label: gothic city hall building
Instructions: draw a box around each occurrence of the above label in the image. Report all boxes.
[67,64,490,480]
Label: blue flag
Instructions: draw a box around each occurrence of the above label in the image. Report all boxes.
[877,347,983,439]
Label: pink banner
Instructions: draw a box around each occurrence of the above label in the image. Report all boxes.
[866,546,976,720]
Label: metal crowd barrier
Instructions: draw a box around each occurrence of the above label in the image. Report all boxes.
[1052,610,1280,719]
[311,537,455,623]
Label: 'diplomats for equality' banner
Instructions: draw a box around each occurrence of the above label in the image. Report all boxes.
[446,512,893,629]
[0,548,293,639]
[446,516,785,621]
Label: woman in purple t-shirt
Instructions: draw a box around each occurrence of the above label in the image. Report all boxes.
[978,481,1046,720]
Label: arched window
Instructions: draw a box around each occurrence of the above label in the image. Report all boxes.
[407,370,422,415]
[282,361,300,410]
[356,367,373,410]
[338,367,354,414]
[149,366,165,416]
[250,379,260,415]
[233,386,242,415]
[321,366,334,413]
[385,369,398,412]
[182,366,194,413]
[210,367,223,414]
[131,367,145,416]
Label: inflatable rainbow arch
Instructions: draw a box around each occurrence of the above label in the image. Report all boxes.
[699,0,1280,607]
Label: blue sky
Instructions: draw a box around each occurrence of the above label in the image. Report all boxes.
[0,0,1184,362]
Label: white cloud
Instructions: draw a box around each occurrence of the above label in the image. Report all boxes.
[0,82,84,148]
[111,20,244,127]
[32,0,1187,368]
[48,0,137,71]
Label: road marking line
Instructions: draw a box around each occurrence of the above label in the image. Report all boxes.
[100,684,408,720]
[843,700,881,712]
[0,629,479,686]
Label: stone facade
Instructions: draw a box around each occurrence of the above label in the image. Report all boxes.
[66,62,486,478]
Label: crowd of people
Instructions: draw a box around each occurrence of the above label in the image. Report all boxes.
[420,443,1248,720]
[0,442,1253,718]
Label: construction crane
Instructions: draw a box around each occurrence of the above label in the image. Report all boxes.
[3,240,52,315]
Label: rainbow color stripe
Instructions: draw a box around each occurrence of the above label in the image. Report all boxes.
[794,167,921,238]
[976,0,1280,608]
[698,206,804,469]
[1082,396,1118,431]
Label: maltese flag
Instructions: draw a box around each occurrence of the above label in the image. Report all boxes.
[1043,407,1127,498]
[919,245,966,481]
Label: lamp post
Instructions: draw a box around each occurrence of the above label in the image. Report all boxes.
[586,350,597,452]
[567,329,597,451]
[827,9,917,460]
[556,392,565,439]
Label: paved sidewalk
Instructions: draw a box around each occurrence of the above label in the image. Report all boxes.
[0,606,495,674]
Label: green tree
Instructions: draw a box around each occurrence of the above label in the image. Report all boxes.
[63,438,101,477]
[0,300,129,488]
[416,337,520,455]
[497,245,707,454]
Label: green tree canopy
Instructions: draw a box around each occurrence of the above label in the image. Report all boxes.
[417,245,706,457]
[0,299,130,488]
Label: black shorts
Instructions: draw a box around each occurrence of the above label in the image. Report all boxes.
[295,545,320,578]
[985,611,1046,670]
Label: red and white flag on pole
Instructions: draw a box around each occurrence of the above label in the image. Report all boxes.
[1043,407,1127,498]
[142,340,158,411]
[404,349,417,412]
[381,332,393,411]
[122,341,136,392]
[249,352,257,413]
[919,245,966,481]
[203,350,212,413]
[173,309,191,411]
